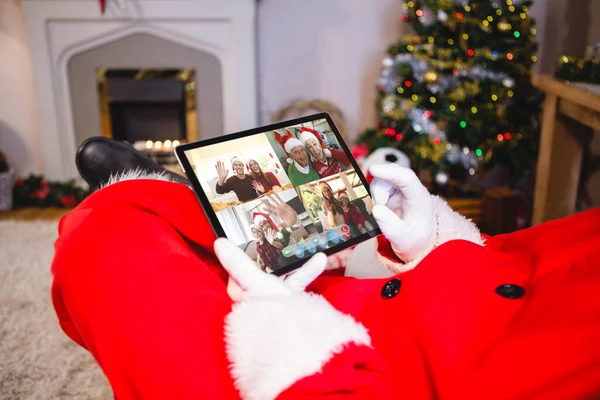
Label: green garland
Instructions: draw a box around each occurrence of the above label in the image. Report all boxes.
[555,50,600,84]
[13,175,92,208]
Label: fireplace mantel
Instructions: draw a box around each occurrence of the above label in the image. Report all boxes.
[21,0,257,180]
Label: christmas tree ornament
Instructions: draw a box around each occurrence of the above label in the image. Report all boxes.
[503,78,515,88]
[424,70,439,83]
[498,20,510,31]
[418,6,435,25]
[437,10,448,22]
[435,172,449,185]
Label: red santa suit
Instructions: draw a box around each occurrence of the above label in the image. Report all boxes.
[50,176,600,400]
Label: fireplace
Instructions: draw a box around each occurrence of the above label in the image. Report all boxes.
[21,0,257,181]
[96,68,198,168]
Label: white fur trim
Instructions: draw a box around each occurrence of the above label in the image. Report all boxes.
[253,215,267,225]
[323,148,332,158]
[99,167,184,189]
[299,131,317,145]
[225,292,372,400]
[346,239,395,278]
[376,194,484,274]
[284,138,304,154]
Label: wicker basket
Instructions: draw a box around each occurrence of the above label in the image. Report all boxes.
[0,169,14,211]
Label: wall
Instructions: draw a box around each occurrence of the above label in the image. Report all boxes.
[0,0,40,176]
[257,0,406,141]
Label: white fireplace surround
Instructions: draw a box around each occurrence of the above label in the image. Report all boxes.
[21,0,257,181]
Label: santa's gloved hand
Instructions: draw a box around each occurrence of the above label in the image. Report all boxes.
[369,164,436,264]
[214,238,326,302]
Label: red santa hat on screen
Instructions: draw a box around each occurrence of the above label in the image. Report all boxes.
[337,190,350,200]
[252,212,284,239]
[299,127,332,158]
[274,129,304,164]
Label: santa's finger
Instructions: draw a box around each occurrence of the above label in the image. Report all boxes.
[214,238,278,292]
[369,164,429,206]
[371,205,411,251]
[370,178,395,206]
[284,253,327,291]
[227,276,245,302]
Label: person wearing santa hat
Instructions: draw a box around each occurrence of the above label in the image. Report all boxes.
[300,126,350,178]
[337,190,371,234]
[274,129,321,186]
[250,223,281,273]
[215,156,260,202]
[253,211,288,250]
[49,136,600,399]
[247,159,281,193]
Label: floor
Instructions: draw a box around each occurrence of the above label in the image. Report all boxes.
[0,207,69,221]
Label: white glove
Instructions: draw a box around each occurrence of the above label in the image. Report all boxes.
[369,164,436,263]
[214,238,327,302]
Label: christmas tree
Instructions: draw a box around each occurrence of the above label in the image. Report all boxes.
[357,0,543,195]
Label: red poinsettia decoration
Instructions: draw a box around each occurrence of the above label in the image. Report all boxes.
[60,195,78,208]
[29,179,50,199]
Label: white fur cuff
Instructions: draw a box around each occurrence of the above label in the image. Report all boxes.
[99,167,185,189]
[224,293,372,400]
[376,194,484,274]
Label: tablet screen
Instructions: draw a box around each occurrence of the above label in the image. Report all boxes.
[176,113,380,276]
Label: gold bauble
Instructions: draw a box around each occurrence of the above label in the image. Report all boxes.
[498,19,510,31]
[448,88,467,102]
[424,70,439,84]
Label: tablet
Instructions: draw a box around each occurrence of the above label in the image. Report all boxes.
[175,113,381,276]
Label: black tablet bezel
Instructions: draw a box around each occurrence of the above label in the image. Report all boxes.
[175,112,381,276]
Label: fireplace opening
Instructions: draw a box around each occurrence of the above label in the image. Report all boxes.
[96,68,197,168]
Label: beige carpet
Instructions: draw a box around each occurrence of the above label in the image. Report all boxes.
[0,220,112,399]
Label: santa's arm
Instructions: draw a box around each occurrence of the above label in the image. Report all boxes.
[217,239,393,400]
[375,194,484,273]
[345,164,485,277]
[225,292,392,400]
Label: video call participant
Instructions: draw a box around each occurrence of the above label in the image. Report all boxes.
[253,211,308,252]
[338,190,370,234]
[247,159,281,193]
[215,156,259,202]
[324,198,345,228]
[319,181,345,229]
[253,212,288,250]
[250,224,281,273]
[299,127,350,178]
[274,129,320,186]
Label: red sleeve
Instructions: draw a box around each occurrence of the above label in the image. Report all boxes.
[331,149,350,167]
[278,344,393,400]
[267,171,281,187]
[51,181,239,400]
[224,292,393,400]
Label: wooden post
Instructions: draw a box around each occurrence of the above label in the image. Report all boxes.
[532,95,584,225]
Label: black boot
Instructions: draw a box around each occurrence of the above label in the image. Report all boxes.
[76,137,190,190]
